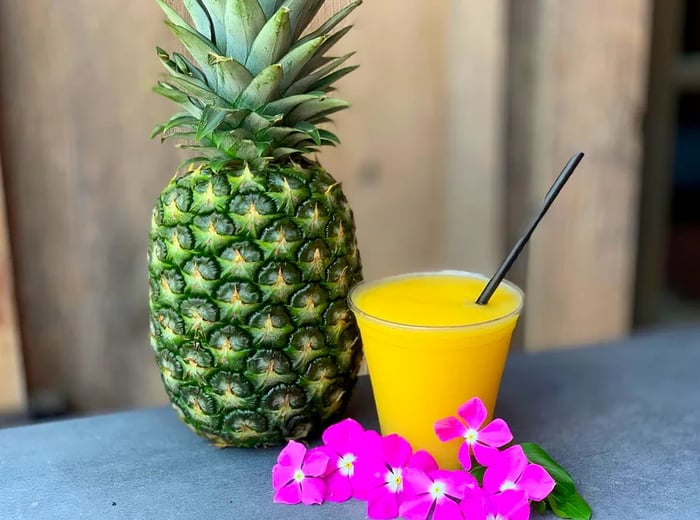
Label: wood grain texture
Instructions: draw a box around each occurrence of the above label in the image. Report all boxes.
[444,0,507,277]
[0,1,182,411]
[511,0,652,350]
[317,1,450,281]
[0,157,26,412]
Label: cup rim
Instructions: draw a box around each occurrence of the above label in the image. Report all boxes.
[347,270,524,330]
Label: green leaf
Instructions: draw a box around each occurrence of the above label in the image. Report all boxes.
[469,465,486,486]
[280,0,323,38]
[156,0,194,32]
[301,51,355,81]
[318,129,340,145]
[165,22,221,87]
[183,0,215,40]
[258,0,281,19]
[295,121,320,145]
[208,56,255,102]
[237,64,283,109]
[297,0,362,47]
[521,443,576,497]
[263,94,322,116]
[548,493,592,520]
[287,98,349,125]
[242,111,281,132]
[246,7,292,75]
[172,53,208,83]
[308,65,359,92]
[153,82,203,116]
[202,0,228,53]
[166,76,230,107]
[196,106,228,140]
[224,0,266,64]
[533,500,548,515]
[151,112,199,139]
[300,25,353,73]
[279,35,328,91]
[271,147,303,158]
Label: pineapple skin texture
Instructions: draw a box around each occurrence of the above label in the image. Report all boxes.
[147,160,363,447]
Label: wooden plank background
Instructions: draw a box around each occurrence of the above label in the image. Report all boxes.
[0,0,652,411]
[508,0,651,350]
[0,157,26,413]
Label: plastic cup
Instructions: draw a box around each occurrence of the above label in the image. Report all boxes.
[348,271,524,469]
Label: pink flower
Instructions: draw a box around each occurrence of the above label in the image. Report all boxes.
[320,418,376,502]
[272,441,330,505]
[461,487,531,520]
[400,468,476,520]
[483,445,555,501]
[434,397,513,470]
[353,433,417,519]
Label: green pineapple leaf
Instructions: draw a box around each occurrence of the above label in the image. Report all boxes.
[319,129,341,145]
[287,98,350,125]
[200,0,228,54]
[237,64,284,110]
[182,0,214,40]
[153,82,202,115]
[294,54,355,93]
[246,7,292,75]
[196,106,229,140]
[165,21,222,88]
[279,35,328,91]
[297,0,362,47]
[172,53,209,83]
[258,0,282,19]
[224,0,266,64]
[299,25,353,74]
[308,65,359,93]
[165,76,229,107]
[263,94,322,117]
[280,0,324,39]
[156,0,195,33]
[152,112,200,140]
[295,122,321,146]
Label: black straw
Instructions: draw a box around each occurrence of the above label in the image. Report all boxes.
[476,152,585,305]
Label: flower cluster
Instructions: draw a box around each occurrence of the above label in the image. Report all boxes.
[271,397,556,520]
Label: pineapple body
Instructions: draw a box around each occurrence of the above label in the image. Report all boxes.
[148,160,363,446]
[149,0,365,445]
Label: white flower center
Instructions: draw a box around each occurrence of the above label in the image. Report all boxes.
[429,480,446,500]
[385,467,403,493]
[500,480,517,492]
[337,453,356,477]
[293,469,305,483]
[464,428,479,445]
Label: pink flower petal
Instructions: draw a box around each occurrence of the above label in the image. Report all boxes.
[398,495,433,520]
[433,498,463,520]
[458,398,488,429]
[325,471,353,502]
[482,452,515,494]
[367,486,400,519]
[500,445,528,480]
[478,418,513,447]
[272,464,295,491]
[300,477,326,505]
[303,447,331,477]
[459,486,486,520]
[273,482,301,504]
[431,469,477,498]
[434,416,466,442]
[488,490,530,520]
[381,433,413,468]
[277,440,306,468]
[472,442,499,467]
[322,418,365,451]
[518,463,555,501]
[403,468,434,498]
[409,450,439,472]
[458,441,473,471]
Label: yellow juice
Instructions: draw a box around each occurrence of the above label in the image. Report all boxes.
[348,271,523,469]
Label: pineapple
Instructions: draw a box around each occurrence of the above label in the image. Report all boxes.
[148,0,364,447]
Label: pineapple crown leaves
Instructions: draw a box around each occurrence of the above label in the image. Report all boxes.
[152,0,361,168]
